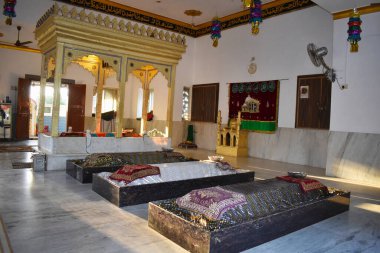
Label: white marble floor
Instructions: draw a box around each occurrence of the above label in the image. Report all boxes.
[0,143,379,253]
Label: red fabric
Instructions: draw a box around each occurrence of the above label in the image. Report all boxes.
[276,176,327,193]
[110,164,160,183]
[122,132,142,137]
[229,80,279,122]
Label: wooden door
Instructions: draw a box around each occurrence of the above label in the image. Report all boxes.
[16,78,31,139]
[67,84,86,132]
[296,74,331,129]
[191,83,219,122]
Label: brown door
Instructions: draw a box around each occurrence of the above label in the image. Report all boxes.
[16,78,31,139]
[67,84,86,132]
[191,83,219,123]
[296,74,331,129]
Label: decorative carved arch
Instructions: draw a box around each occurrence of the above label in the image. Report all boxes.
[63,48,121,81]
[226,132,231,146]
[126,58,172,87]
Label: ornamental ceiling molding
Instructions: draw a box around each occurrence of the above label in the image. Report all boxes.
[35,4,186,67]
[55,0,315,38]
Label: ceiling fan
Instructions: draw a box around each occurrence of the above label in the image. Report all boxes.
[14,26,32,47]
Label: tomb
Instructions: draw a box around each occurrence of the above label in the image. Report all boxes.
[92,161,255,207]
[66,151,196,183]
[148,178,350,253]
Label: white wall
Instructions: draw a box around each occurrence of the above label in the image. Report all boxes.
[150,72,168,121]
[331,12,380,134]
[192,6,333,127]
[0,48,41,103]
[173,37,195,121]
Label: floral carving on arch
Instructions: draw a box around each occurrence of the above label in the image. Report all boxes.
[62,48,122,82]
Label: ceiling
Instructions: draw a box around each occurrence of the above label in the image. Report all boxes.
[110,0,271,25]
[110,0,380,26]
[312,0,380,13]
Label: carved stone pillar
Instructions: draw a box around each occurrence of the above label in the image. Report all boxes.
[116,56,127,138]
[95,65,105,132]
[51,43,64,137]
[141,78,149,134]
[166,64,176,137]
[37,55,47,134]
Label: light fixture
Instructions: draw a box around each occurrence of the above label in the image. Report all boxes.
[347,8,362,53]
[184,9,202,27]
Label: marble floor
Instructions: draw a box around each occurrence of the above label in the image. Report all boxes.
[0,141,379,253]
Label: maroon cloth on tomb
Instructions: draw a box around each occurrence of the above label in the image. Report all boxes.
[110,164,160,183]
[276,176,328,193]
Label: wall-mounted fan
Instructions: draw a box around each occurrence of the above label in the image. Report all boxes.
[14,26,32,47]
[307,43,336,82]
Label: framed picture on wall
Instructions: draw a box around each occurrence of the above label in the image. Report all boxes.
[300,85,309,99]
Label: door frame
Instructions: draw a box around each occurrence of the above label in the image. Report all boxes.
[295,74,331,129]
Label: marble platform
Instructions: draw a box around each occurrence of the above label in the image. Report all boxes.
[248,128,380,186]
[248,127,328,168]
[326,131,380,186]
[38,134,170,170]
[0,144,379,253]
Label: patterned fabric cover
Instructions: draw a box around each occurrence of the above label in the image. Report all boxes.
[276,176,327,192]
[176,186,247,220]
[159,179,330,231]
[165,152,184,158]
[80,154,127,167]
[110,164,160,184]
[77,151,192,168]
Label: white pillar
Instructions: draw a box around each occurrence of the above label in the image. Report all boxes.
[166,65,176,138]
[95,65,105,132]
[51,43,64,137]
[37,54,47,133]
[116,56,127,138]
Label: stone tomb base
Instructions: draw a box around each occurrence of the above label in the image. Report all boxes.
[148,181,350,253]
[92,161,255,207]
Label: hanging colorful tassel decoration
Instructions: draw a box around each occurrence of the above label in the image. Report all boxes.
[3,0,16,25]
[249,0,262,35]
[242,0,252,8]
[347,8,362,52]
[211,17,221,47]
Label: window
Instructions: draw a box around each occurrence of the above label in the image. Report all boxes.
[92,88,118,114]
[182,87,190,120]
[191,83,219,123]
[136,88,154,118]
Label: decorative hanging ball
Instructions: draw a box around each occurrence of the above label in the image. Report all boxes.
[3,0,16,25]
[249,0,262,35]
[210,17,221,47]
[347,8,362,52]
